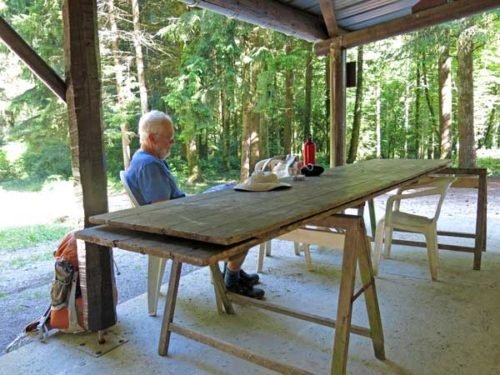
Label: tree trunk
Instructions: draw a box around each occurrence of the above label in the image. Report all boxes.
[457,25,476,168]
[108,0,131,169]
[421,58,437,158]
[414,65,421,158]
[240,108,251,181]
[303,49,313,139]
[249,53,261,172]
[347,45,364,164]
[325,56,330,137]
[240,61,251,181]
[284,42,293,156]
[260,113,269,160]
[131,0,148,114]
[404,81,410,158]
[221,89,230,170]
[480,106,496,149]
[375,82,381,158]
[186,136,201,184]
[438,43,452,159]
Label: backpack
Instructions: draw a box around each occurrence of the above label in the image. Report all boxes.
[24,231,86,340]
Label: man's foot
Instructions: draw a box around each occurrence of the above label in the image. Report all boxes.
[222,265,260,286]
[239,269,259,286]
[226,280,265,299]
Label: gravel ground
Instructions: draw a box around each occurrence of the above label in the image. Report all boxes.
[0,178,499,355]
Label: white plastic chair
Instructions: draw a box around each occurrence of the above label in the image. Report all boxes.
[373,176,456,281]
[120,170,167,316]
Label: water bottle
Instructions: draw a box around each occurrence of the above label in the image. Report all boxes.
[303,138,316,165]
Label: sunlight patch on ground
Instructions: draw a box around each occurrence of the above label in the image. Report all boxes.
[0,181,80,228]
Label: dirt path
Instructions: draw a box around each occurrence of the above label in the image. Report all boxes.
[1,179,499,354]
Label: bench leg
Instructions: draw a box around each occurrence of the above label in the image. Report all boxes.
[209,263,235,315]
[158,260,182,356]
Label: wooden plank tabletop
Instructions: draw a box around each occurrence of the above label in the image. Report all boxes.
[76,226,260,266]
[90,159,450,245]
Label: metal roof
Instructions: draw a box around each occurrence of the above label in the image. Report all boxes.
[277,0,419,31]
[182,0,499,53]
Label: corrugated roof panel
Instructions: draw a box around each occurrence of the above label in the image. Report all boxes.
[335,0,407,19]
[337,0,419,30]
[344,8,413,30]
[276,0,322,15]
[275,0,420,31]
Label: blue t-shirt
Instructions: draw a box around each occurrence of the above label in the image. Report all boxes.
[125,150,186,205]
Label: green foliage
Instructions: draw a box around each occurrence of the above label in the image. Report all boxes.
[0,3,498,190]
[0,150,17,181]
[477,157,500,177]
[20,142,71,180]
[0,224,71,251]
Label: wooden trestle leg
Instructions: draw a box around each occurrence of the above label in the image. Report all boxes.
[326,215,384,375]
[158,260,182,356]
[359,230,385,359]
[209,263,235,315]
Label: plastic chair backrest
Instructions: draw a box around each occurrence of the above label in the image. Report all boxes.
[431,177,456,222]
[254,155,296,178]
[396,176,455,223]
[120,170,140,207]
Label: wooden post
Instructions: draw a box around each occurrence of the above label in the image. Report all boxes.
[63,0,116,331]
[329,40,346,167]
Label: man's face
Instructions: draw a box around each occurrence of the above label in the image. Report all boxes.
[154,120,175,159]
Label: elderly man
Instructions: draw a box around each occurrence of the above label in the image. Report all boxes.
[125,110,264,299]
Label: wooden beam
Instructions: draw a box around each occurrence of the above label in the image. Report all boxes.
[412,0,447,13]
[319,0,343,37]
[63,0,116,332]
[315,0,500,55]
[329,42,346,167]
[0,16,66,101]
[182,0,328,42]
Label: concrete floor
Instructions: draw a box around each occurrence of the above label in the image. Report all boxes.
[2,224,500,375]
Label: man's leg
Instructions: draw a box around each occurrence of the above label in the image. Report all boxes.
[225,251,265,299]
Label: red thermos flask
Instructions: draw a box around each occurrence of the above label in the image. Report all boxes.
[303,138,316,165]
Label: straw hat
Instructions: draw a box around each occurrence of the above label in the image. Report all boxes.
[234,172,291,192]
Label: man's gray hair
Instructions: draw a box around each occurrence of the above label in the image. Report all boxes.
[138,110,173,144]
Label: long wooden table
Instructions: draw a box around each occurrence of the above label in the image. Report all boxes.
[77,159,450,375]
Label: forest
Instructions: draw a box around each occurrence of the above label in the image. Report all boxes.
[0,1,498,193]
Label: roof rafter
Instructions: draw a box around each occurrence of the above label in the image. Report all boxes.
[181,0,328,42]
[315,0,500,55]
[0,16,66,101]
[319,0,346,37]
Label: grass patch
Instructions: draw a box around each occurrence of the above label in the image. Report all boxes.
[0,292,5,299]
[0,177,45,192]
[477,157,500,177]
[9,252,54,269]
[0,225,71,251]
